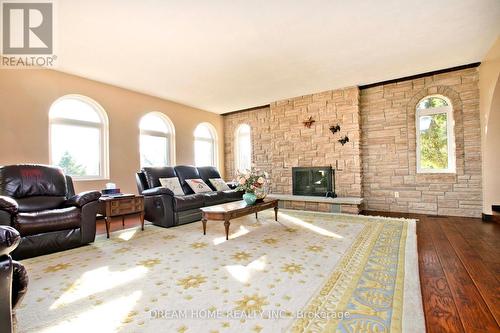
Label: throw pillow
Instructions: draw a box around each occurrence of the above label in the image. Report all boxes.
[186,179,213,193]
[159,177,184,196]
[209,178,231,191]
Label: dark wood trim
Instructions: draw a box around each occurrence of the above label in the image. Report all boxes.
[222,104,270,116]
[359,62,481,90]
[482,213,493,222]
[492,205,500,212]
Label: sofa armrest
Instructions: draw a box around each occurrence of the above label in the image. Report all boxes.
[0,196,18,216]
[0,226,21,257]
[142,187,174,196]
[226,181,238,190]
[11,260,28,310]
[64,191,101,208]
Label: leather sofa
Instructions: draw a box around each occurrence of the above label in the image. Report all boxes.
[0,226,28,333]
[136,165,242,228]
[0,164,101,260]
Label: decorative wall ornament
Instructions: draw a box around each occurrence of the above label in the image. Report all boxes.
[338,136,349,146]
[329,124,341,135]
[302,116,315,128]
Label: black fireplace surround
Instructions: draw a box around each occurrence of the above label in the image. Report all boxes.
[292,166,335,197]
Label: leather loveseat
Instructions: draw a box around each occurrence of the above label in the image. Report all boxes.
[0,164,101,260]
[0,226,28,333]
[136,165,242,228]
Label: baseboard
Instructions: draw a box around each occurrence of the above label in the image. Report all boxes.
[482,213,493,222]
[482,213,500,224]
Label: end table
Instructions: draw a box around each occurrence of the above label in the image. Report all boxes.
[97,194,145,238]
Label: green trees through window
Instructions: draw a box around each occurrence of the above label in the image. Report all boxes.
[416,96,455,173]
[419,113,448,169]
[58,151,86,176]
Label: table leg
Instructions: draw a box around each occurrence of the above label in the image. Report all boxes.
[140,212,144,231]
[202,217,207,235]
[122,216,125,227]
[105,216,110,238]
[224,217,230,240]
[255,212,258,219]
[274,206,278,222]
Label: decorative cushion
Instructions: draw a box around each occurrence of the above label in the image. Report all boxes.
[209,178,231,191]
[159,177,184,196]
[185,179,212,194]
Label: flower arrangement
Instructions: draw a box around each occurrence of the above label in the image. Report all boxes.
[235,168,269,194]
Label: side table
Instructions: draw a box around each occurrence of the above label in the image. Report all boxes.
[97,195,145,238]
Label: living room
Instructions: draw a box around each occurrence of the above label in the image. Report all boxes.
[1,1,499,333]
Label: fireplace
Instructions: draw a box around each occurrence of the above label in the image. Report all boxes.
[292,166,335,197]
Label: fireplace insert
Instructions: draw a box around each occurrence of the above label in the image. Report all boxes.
[292,166,335,197]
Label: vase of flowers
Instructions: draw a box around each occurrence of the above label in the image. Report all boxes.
[235,168,269,205]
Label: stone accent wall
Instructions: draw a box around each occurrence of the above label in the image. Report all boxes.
[224,87,362,198]
[224,106,271,181]
[360,68,482,217]
[223,68,482,217]
[279,201,360,214]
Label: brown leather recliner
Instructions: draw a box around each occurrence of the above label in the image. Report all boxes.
[0,164,101,260]
[0,226,28,333]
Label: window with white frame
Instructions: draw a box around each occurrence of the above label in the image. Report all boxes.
[416,95,456,173]
[49,95,109,179]
[140,112,175,167]
[194,123,217,167]
[235,124,252,172]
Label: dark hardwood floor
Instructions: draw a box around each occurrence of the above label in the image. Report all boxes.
[363,211,500,333]
[97,211,500,332]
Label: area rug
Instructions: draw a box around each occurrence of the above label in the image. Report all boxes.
[17,209,424,333]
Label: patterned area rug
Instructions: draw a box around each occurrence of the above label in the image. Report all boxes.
[17,210,424,333]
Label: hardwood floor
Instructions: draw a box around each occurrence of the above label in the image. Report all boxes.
[96,211,500,332]
[363,211,500,333]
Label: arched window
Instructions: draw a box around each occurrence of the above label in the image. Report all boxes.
[140,112,175,167]
[416,95,456,173]
[194,123,217,167]
[235,124,252,172]
[49,95,109,179]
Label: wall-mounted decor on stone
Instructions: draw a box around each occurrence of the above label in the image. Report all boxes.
[338,136,349,146]
[302,116,315,128]
[329,124,341,135]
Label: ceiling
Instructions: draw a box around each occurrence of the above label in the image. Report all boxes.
[55,0,500,114]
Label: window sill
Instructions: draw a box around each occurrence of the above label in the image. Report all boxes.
[416,171,456,175]
[72,177,110,182]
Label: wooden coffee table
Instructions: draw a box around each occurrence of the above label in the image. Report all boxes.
[200,199,279,240]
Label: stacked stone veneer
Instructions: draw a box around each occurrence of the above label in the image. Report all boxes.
[224,87,363,213]
[224,67,482,217]
[361,68,482,217]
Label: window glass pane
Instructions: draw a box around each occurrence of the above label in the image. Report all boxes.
[51,124,100,176]
[238,124,251,135]
[417,97,448,109]
[419,113,448,169]
[50,98,101,123]
[194,125,213,139]
[195,139,214,166]
[140,135,169,167]
[237,131,251,171]
[140,114,169,133]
